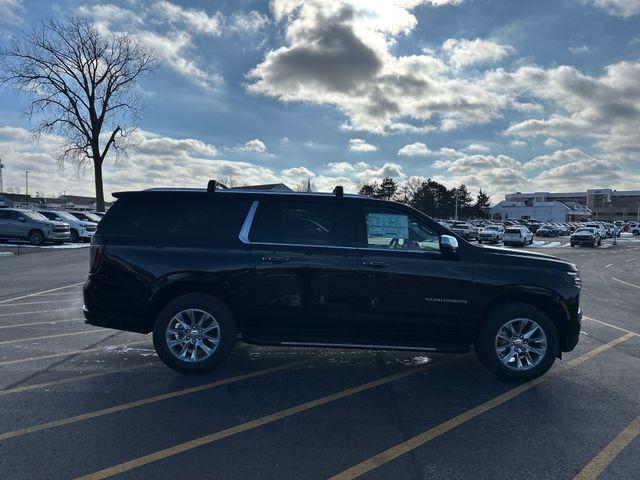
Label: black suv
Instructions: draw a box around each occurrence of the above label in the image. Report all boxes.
[83,185,582,381]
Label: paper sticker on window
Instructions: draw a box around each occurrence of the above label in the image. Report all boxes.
[367,213,409,238]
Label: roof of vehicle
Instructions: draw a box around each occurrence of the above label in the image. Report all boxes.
[115,187,371,201]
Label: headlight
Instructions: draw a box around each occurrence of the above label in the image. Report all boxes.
[565,271,581,287]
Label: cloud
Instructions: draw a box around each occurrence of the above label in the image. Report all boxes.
[569,45,590,54]
[248,1,519,134]
[464,142,490,153]
[152,1,223,36]
[348,138,378,152]
[581,0,640,17]
[442,38,515,69]
[0,0,25,25]
[544,138,562,147]
[524,148,595,170]
[235,139,267,153]
[229,11,270,32]
[397,142,432,156]
[510,140,527,147]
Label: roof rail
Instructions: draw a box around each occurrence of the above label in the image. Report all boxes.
[333,185,344,197]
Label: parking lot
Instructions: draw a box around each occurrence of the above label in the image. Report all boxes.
[0,242,639,480]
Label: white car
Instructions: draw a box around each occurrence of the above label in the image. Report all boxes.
[478,225,505,244]
[38,210,98,242]
[503,226,534,247]
[585,223,607,239]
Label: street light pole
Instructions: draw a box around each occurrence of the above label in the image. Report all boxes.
[454,190,459,220]
[0,157,4,193]
[25,170,30,207]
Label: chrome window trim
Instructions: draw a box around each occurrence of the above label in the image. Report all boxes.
[239,201,259,244]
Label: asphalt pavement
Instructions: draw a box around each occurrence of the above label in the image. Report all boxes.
[0,240,638,480]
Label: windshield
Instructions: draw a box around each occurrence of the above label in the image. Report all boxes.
[55,211,80,221]
[83,213,101,222]
[576,228,594,233]
[22,210,49,221]
[485,226,498,231]
[452,222,468,227]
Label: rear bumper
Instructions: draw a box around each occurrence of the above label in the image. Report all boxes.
[83,305,151,334]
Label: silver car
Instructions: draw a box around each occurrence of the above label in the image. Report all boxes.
[0,208,70,245]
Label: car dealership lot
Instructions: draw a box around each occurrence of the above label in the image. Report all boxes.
[0,247,639,479]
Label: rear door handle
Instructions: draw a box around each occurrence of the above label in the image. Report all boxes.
[261,256,290,263]
[362,260,390,268]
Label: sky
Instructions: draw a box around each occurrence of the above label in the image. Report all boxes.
[0,0,639,202]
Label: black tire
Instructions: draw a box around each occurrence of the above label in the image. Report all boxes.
[70,230,80,243]
[598,239,602,246]
[570,243,575,247]
[152,293,237,373]
[477,240,482,244]
[28,230,45,246]
[475,302,559,381]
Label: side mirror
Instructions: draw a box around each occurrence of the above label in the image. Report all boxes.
[440,234,458,255]
[17,216,26,222]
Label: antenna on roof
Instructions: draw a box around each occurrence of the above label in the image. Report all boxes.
[333,185,344,197]
[207,180,217,193]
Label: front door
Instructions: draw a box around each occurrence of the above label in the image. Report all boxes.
[355,204,475,349]
[244,199,360,343]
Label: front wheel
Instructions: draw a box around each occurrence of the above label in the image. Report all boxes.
[475,302,559,381]
[70,230,80,243]
[153,293,237,373]
[28,230,45,246]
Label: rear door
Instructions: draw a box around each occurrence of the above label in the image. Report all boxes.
[354,203,475,348]
[244,198,360,343]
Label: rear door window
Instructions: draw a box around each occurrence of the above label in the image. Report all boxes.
[251,201,354,247]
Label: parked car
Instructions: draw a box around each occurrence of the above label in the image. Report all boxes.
[570,227,601,248]
[585,223,607,239]
[449,221,478,241]
[503,226,534,246]
[84,186,582,381]
[68,211,103,223]
[477,225,505,244]
[536,225,557,237]
[38,210,98,242]
[632,224,640,236]
[0,208,70,245]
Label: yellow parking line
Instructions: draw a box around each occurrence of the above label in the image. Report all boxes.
[0,282,84,305]
[0,318,83,329]
[583,315,639,337]
[0,307,82,317]
[0,360,307,442]
[0,299,81,308]
[0,329,107,346]
[329,333,635,480]
[74,365,432,480]
[0,340,149,367]
[0,363,157,397]
[573,416,640,480]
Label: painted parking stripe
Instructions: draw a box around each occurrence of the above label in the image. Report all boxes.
[611,277,640,290]
[0,329,107,346]
[0,282,84,305]
[74,365,432,480]
[583,315,640,337]
[0,318,83,330]
[329,333,635,480]
[0,340,149,367]
[573,416,640,480]
[0,299,81,308]
[0,360,307,442]
[0,307,82,317]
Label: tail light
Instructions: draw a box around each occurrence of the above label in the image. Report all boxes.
[89,242,104,273]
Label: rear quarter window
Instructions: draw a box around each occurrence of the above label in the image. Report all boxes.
[98,195,251,246]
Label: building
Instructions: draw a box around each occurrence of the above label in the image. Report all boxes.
[491,200,592,223]
[494,188,640,221]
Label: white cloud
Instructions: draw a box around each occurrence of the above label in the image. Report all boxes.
[0,0,24,25]
[398,142,432,156]
[236,139,267,153]
[282,166,315,177]
[247,1,520,134]
[464,142,490,153]
[229,11,270,32]
[348,138,378,152]
[510,140,527,147]
[152,1,223,36]
[544,138,562,147]
[524,148,595,170]
[581,0,640,17]
[569,45,590,54]
[442,38,515,69]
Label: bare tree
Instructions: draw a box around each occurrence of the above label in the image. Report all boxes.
[0,18,157,210]
[294,179,317,192]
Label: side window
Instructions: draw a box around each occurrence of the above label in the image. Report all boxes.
[5,211,20,220]
[362,207,440,253]
[251,201,352,247]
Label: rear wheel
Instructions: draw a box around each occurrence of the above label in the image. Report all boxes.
[475,302,559,381]
[152,293,237,373]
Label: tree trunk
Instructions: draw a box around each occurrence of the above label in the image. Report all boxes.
[94,159,105,212]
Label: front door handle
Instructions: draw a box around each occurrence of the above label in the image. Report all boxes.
[362,260,390,268]
[262,255,290,263]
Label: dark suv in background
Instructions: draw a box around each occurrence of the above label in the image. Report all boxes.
[84,185,582,381]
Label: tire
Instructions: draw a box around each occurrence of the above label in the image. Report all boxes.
[28,230,45,246]
[478,240,482,244]
[570,243,575,247]
[598,239,602,246]
[475,302,559,381]
[152,293,237,374]
[70,230,80,243]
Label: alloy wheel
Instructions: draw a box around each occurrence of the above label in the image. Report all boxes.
[165,308,220,363]
[495,318,547,371]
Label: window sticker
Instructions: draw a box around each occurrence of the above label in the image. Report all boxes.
[367,213,409,238]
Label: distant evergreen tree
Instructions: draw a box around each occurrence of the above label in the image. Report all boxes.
[474,189,492,218]
[358,183,378,197]
[377,177,398,200]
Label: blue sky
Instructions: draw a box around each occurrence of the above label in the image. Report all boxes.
[0,0,639,201]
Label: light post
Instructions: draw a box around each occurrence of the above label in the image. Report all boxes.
[0,157,4,193]
[25,170,30,207]
[454,190,459,220]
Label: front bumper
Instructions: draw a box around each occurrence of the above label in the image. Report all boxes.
[46,230,71,240]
